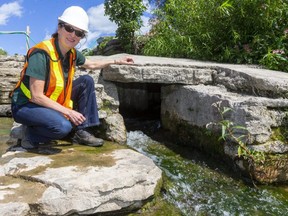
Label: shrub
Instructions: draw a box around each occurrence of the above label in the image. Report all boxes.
[0,48,7,55]
[143,0,288,72]
[104,0,146,54]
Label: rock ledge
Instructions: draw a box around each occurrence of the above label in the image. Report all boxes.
[0,146,162,216]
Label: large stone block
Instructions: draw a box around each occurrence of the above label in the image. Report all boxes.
[161,84,288,183]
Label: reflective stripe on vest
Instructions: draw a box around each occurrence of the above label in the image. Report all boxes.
[42,40,63,102]
[15,38,76,109]
[20,82,31,99]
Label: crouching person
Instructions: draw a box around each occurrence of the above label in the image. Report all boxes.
[10,6,134,150]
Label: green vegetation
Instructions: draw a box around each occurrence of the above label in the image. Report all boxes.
[0,48,7,55]
[212,101,265,166]
[142,0,288,72]
[211,101,271,185]
[271,112,288,143]
[93,36,116,55]
[81,48,94,56]
[104,0,146,54]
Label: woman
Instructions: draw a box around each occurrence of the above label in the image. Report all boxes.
[10,6,134,149]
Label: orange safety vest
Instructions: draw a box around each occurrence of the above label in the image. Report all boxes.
[13,38,76,109]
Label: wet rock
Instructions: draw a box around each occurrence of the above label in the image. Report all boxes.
[0,202,30,216]
[249,141,288,154]
[161,84,288,145]
[0,146,162,215]
[2,54,288,184]
[161,84,288,183]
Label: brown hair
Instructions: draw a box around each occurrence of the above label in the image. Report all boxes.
[51,32,58,38]
[51,22,64,38]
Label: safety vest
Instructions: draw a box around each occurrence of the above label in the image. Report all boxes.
[13,38,76,109]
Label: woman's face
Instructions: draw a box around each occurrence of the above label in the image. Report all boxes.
[58,23,85,52]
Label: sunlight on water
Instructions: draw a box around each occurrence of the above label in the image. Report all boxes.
[127,131,288,216]
[1,118,288,215]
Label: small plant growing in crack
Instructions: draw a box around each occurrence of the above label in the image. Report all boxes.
[211,101,265,165]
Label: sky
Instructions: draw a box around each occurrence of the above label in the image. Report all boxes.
[0,0,152,55]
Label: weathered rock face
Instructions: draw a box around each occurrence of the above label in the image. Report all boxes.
[1,54,288,184]
[0,56,24,103]
[161,84,288,183]
[0,55,164,216]
[99,54,288,184]
[0,146,162,215]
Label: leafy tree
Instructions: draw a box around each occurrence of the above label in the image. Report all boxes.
[81,48,94,56]
[0,48,7,55]
[144,0,288,72]
[104,0,146,54]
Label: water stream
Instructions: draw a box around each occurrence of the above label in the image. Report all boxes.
[125,121,288,216]
[1,118,288,215]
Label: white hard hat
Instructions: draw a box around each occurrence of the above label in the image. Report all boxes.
[58,6,89,33]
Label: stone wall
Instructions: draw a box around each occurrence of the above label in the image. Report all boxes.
[100,54,288,184]
[1,53,288,183]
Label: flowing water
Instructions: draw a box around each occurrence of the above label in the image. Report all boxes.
[125,121,288,216]
[1,117,288,215]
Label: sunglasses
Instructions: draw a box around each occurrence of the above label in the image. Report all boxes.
[60,23,86,38]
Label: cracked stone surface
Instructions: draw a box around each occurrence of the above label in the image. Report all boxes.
[0,147,162,215]
[2,54,288,185]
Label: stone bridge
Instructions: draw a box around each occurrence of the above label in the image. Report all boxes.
[1,54,288,184]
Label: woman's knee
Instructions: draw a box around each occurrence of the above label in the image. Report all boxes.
[53,120,73,138]
[81,75,94,86]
